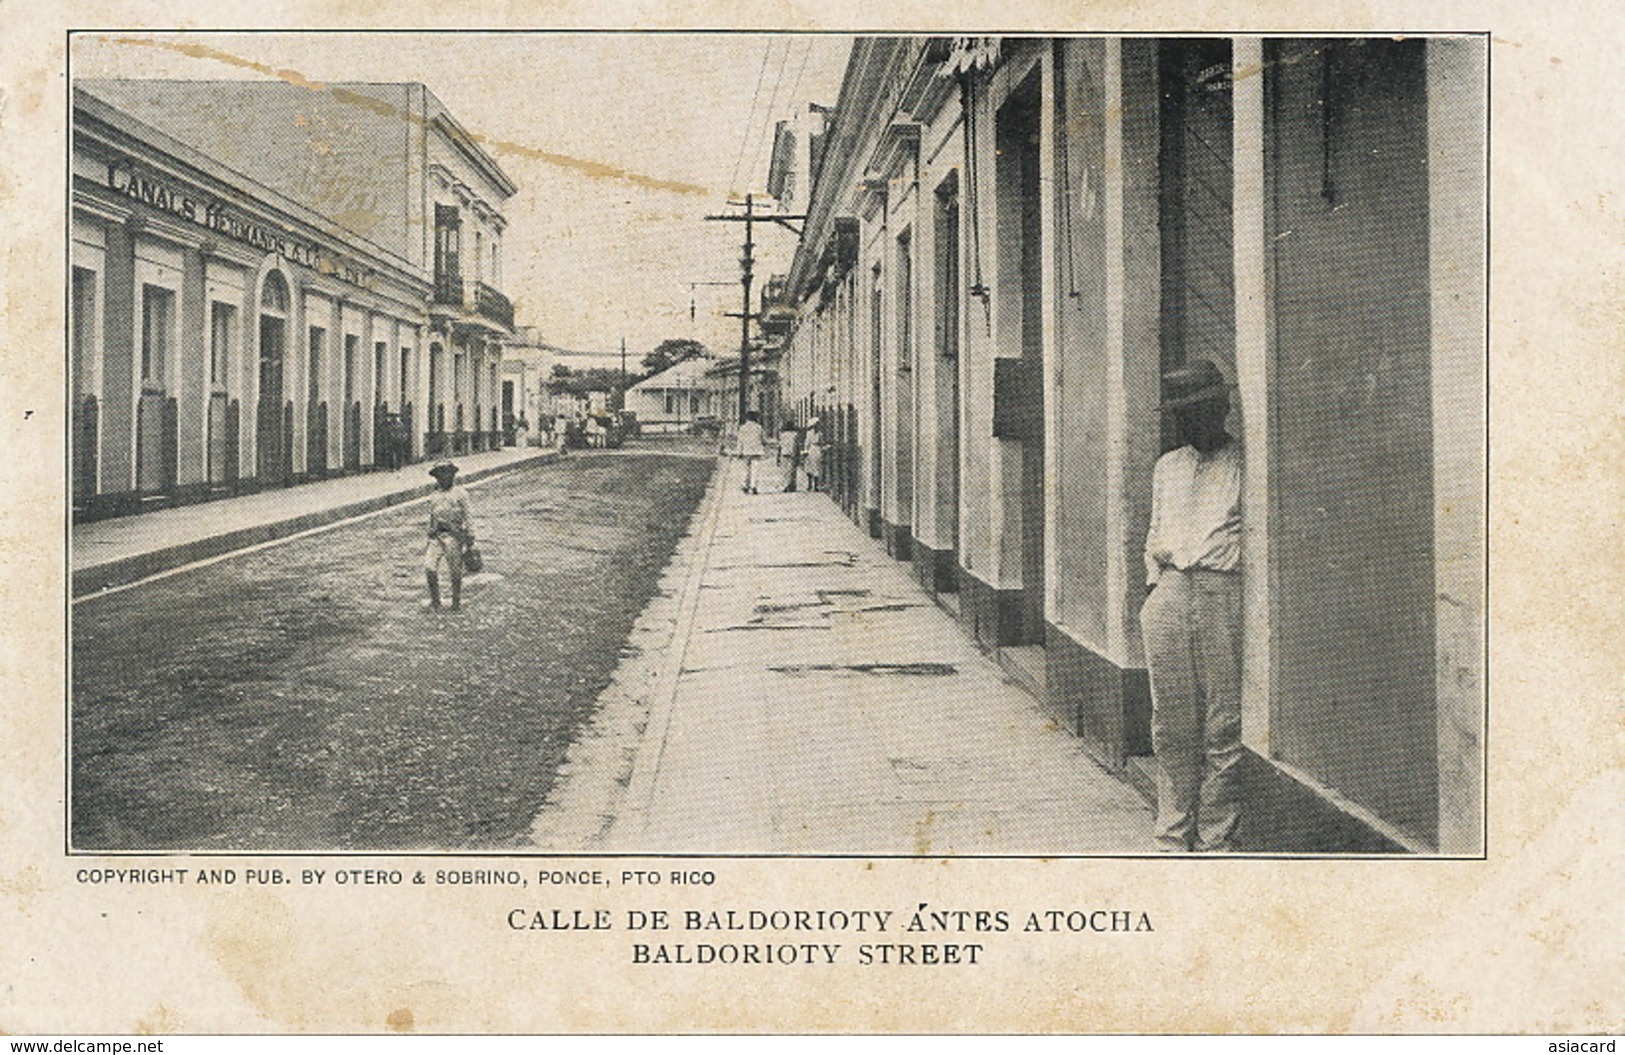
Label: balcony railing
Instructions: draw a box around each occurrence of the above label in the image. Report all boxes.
[475,281,513,329]
[432,274,512,331]
[433,270,463,307]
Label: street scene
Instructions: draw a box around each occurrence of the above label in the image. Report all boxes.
[73,444,714,850]
[68,33,1485,856]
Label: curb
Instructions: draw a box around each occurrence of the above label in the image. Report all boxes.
[612,457,732,844]
[71,450,562,599]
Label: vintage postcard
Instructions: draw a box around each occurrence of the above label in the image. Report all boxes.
[1,0,1619,1036]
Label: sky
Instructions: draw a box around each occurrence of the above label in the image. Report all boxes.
[70,31,854,368]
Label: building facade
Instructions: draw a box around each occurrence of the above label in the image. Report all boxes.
[504,326,563,444]
[71,80,518,520]
[776,37,1486,853]
[704,347,781,431]
[499,358,539,443]
[627,356,719,431]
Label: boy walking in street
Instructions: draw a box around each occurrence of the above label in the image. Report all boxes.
[425,458,474,611]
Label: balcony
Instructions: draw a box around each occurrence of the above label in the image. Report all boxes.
[431,274,514,336]
[433,270,464,307]
[759,276,795,337]
[475,281,513,329]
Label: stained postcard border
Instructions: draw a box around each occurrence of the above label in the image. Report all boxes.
[6,1,1618,1036]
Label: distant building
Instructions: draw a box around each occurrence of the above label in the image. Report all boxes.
[71,79,519,520]
[626,356,717,431]
[547,391,588,421]
[775,37,1486,854]
[499,359,540,443]
[504,325,561,444]
[705,344,781,429]
[506,325,563,379]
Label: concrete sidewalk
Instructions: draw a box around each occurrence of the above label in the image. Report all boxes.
[71,444,558,597]
[601,458,1154,855]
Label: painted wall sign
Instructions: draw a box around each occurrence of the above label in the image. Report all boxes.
[105,160,378,290]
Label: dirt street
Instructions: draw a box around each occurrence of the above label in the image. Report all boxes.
[71,444,716,851]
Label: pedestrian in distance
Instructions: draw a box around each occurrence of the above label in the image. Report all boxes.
[803,417,824,493]
[780,417,805,493]
[1141,359,1244,852]
[424,458,475,612]
[735,410,767,494]
[777,418,798,467]
[387,412,409,469]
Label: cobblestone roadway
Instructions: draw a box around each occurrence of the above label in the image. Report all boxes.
[71,445,716,851]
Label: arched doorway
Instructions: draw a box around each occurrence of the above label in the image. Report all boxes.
[257,270,291,485]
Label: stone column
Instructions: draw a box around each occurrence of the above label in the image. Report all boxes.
[177,244,208,490]
[361,309,376,466]
[101,221,138,496]
[1232,35,1275,752]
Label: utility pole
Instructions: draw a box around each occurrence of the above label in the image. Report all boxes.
[619,336,627,410]
[705,193,806,422]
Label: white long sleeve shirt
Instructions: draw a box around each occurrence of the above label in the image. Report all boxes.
[736,420,766,458]
[1144,440,1243,587]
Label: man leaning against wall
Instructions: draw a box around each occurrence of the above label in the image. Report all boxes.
[1141,359,1245,853]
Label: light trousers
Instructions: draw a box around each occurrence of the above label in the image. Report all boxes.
[1141,568,1243,852]
[423,534,464,576]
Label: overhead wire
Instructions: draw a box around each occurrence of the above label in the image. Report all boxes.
[742,36,796,200]
[786,37,814,124]
[728,38,777,198]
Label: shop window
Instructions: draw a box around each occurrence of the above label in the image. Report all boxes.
[71,267,98,397]
[209,301,235,392]
[140,285,174,393]
[344,334,359,405]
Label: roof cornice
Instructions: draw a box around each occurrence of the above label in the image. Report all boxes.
[428,110,519,199]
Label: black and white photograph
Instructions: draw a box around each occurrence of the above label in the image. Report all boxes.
[65,31,1485,858]
[3,7,1617,1038]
